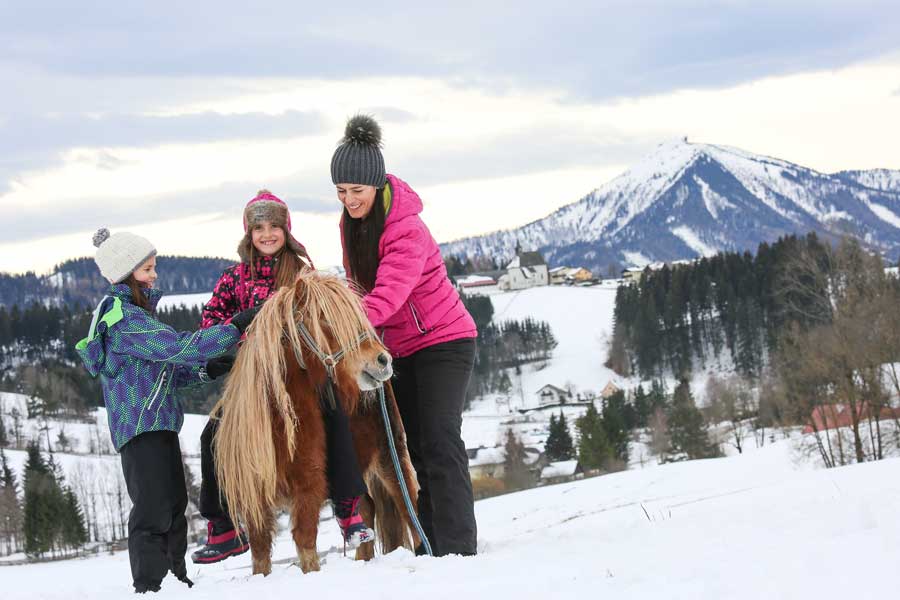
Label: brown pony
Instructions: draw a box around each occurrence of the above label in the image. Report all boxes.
[212,270,422,574]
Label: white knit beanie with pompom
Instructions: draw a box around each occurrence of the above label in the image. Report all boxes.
[92,228,157,283]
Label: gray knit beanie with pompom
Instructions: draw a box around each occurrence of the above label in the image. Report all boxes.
[330,114,386,187]
[92,228,157,284]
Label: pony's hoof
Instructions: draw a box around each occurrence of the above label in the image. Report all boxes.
[298,549,320,573]
[355,541,375,562]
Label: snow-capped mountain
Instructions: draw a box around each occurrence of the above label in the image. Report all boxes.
[440,139,900,270]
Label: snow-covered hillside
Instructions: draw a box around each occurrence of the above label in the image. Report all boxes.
[441,139,900,271]
[3,432,898,599]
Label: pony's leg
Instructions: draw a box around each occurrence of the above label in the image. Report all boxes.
[247,509,276,576]
[289,489,323,573]
[378,452,423,552]
[354,492,376,562]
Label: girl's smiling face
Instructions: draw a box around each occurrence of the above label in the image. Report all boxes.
[251,220,286,256]
[132,255,158,288]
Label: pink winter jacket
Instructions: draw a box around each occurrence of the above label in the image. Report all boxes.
[341,174,477,358]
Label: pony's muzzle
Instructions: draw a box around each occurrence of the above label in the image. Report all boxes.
[362,352,393,386]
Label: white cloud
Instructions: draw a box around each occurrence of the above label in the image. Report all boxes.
[3,57,900,273]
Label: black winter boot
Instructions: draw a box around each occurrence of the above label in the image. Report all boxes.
[190,518,249,564]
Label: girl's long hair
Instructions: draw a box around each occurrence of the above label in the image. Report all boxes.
[342,187,386,292]
[247,240,310,290]
[123,275,152,311]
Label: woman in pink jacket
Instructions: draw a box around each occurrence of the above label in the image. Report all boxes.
[332,115,478,557]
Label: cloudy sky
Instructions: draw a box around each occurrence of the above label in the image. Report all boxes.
[2,1,900,274]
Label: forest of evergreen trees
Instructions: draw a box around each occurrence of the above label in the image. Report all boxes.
[0,444,88,558]
[0,255,235,308]
[609,234,900,468]
[607,233,836,380]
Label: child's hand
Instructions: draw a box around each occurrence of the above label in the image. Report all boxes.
[230,305,261,334]
[205,355,235,379]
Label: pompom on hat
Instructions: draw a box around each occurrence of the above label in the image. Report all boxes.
[92,228,157,284]
[237,189,313,266]
[330,114,386,187]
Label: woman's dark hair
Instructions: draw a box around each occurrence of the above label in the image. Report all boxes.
[342,187,386,292]
[124,274,152,312]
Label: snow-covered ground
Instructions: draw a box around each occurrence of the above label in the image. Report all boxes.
[3,434,898,599]
[3,285,900,597]
[157,292,212,311]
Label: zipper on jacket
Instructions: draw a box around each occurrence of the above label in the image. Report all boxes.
[408,301,428,334]
[145,368,168,412]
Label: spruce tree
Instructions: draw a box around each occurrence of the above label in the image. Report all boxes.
[545,412,575,461]
[576,403,611,470]
[61,487,87,549]
[601,391,630,465]
[1,449,23,554]
[502,429,532,491]
[23,442,65,556]
[0,409,8,446]
[667,380,718,460]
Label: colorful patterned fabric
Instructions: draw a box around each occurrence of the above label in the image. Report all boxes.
[341,174,477,358]
[76,284,241,451]
[200,256,277,328]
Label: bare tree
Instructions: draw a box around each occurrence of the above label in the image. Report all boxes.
[648,407,670,464]
[706,375,754,454]
[775,237,900,466]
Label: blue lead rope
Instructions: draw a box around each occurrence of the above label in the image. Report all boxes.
[377,384,433,557]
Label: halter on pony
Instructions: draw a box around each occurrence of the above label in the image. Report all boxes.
[285,299,434,556]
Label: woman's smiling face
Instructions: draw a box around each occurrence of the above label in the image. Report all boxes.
[336,183,377,219]
[251,221,286,256]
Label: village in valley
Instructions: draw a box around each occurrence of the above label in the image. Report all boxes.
[450,245,632,493]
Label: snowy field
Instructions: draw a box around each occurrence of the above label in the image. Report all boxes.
[4,284,898,597]
[157,292,212,311]
[3,435,898,599]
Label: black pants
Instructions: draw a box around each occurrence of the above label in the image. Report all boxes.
[199,392,366,523]
[392,338,477,556]
[120,430,188,592]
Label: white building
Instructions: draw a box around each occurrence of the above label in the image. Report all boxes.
[498,251,549,291]
[536,384,571,407]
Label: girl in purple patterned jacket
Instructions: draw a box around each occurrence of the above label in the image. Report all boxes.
[191,191,373,564]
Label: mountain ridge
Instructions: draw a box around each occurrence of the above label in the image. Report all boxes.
[440,140,900,271]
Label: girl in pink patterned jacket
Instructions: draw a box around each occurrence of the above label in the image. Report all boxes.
[191,190,373,565]
[333,115,478,557]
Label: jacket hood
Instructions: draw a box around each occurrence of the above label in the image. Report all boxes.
[77,285,162,375]
[384,174,423,225]
[75,294,126,376]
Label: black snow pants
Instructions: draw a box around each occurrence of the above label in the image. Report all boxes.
[199,392,367,523]
[120,430,189,593]
[391,337,478,556]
